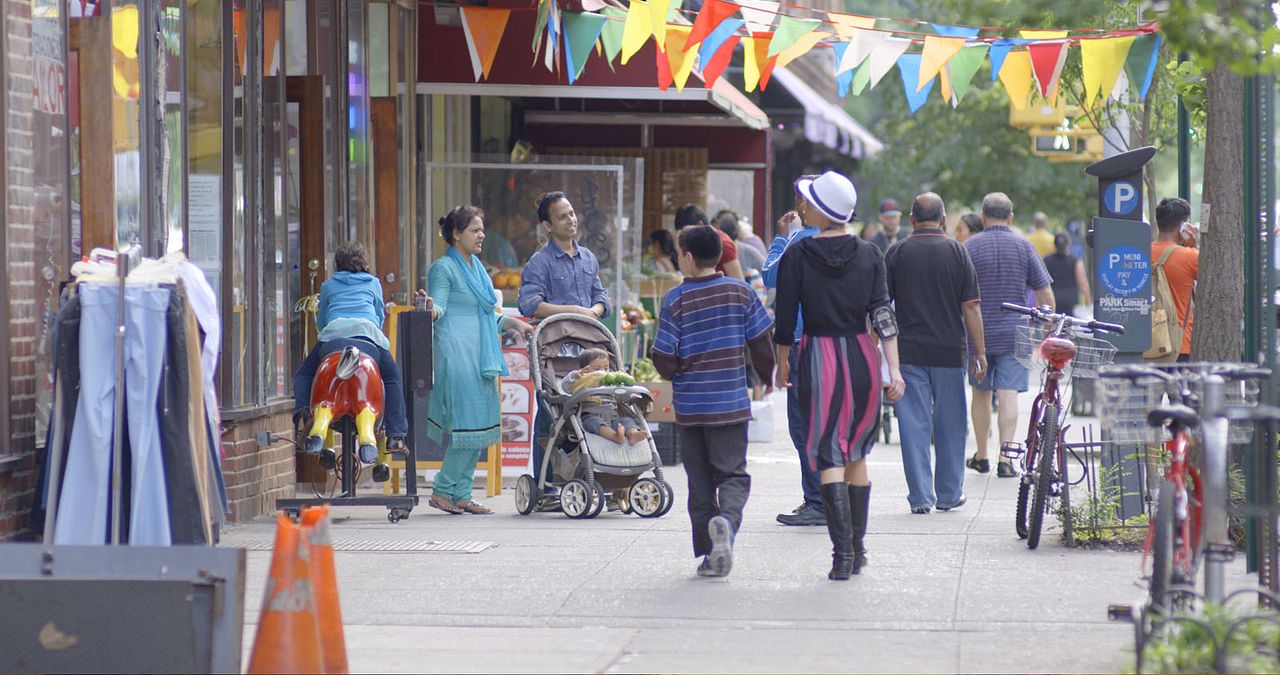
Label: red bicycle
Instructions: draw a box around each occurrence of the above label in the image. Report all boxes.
[1000,303,1122,549]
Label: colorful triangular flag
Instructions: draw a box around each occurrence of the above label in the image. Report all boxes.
[663,25,696,90]
[563,11,607,83]
[1080,35,1136,108]
[932,24,980,39]
[743,33,778,92]
[827,12,875,39]
[832,42,854,96]
[686,0,739,50]
[866,36,911,90]
[738,0,779,35]
[460,6,511,82]
[998,49,1034,110]
[918,35,965,92]
[649,0,675,51]
[767,16,821,58]
[988,38,1030,81]
[702,33,741,88]
[776,29,827,69]
[620,0,652,65]
[850,60,871,95]
[897,53,935,115]
[837,27,888,75]
[599,7,627,65]
[1026,39,1070,99]
[698,18,744,74]
[947,43,988,103]
[1123,32,1162,101]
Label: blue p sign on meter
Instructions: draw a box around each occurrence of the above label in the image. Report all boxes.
[1103,180,1140,217]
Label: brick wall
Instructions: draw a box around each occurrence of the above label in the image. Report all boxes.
[220,411,298,522]
[1,0,40,541]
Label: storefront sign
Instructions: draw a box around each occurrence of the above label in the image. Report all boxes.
[500,324,536,469]
[32,13,65,115]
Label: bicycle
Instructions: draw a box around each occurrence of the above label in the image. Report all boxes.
[1000,303,1122,549]
[1098,363,1270,612]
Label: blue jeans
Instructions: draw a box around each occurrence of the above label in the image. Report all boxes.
[786,347,822,508]
[293,337,407,437]
[895,365,968,509]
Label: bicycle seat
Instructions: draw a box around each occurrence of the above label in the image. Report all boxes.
[1147,405,1199,429]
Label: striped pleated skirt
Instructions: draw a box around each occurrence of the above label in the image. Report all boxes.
[795,333,882,471]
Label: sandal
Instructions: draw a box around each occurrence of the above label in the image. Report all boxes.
[428,494,464,515]
[455,499,493,515]
[966,455,990,474]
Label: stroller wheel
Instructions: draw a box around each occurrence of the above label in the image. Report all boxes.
[560,479,594,519]
[514,474,537,515]
[587,483,606,519]
[630,478,666,518]
[656,480,674,517]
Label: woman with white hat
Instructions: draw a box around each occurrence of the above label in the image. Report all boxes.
[772,170,906,581]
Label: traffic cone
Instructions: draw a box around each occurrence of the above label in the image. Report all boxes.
[247,514,325,674]
[301,505,349,674]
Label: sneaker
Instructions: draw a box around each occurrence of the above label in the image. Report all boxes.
[911,505,932,515]
[776,502,826,526]
[997,461,1020,478]
[937,495,967,511]
[707,516,734,577]
[696,556,717,577]
[965,455,990,473]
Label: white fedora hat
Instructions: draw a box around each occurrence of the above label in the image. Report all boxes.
[797,171,858,224]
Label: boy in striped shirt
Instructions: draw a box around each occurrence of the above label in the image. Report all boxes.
[652,225,776,578]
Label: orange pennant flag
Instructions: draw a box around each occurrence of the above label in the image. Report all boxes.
[743,33,778,92]
[918,35,965,92]
[460,6,511,81]
[686,0,739,50]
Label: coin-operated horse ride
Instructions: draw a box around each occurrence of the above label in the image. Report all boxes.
[277,343,419,523]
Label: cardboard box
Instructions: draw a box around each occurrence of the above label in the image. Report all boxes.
[639,381,675,423]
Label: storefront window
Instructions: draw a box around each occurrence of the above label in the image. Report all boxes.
[31,0,72,447]
[187,0,224,305]
[347,0,371,243]
[111,1,143,249]
[160,0,185,254]
[707,169,755,229]
[261,0,290,399]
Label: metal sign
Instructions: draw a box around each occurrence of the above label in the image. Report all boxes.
[1092,217,1153,353]
[1103,180,1141,217]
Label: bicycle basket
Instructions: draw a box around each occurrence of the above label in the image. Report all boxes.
[1098,372,1168,444]
[1013,319,1118,380]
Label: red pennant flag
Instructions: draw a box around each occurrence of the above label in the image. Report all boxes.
[1027,40,1069,99]
[686,0,739,51]
[701,34,741,88]
[656,40,674,90]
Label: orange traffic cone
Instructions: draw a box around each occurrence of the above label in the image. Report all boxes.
[247,514,325,674]
[301,505,349,674]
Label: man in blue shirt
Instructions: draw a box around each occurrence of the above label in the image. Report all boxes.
[519,192,611,492]
[761,175,826,526]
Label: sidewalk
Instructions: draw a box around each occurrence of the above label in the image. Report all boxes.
[225,389,1253,673]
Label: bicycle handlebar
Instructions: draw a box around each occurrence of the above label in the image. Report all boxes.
[1099,363,1272,383]
[999,303,1125,335]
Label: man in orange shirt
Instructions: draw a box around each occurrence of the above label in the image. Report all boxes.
[1151,197,1199,360]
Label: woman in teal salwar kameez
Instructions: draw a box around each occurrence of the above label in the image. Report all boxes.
[423,206,533,514]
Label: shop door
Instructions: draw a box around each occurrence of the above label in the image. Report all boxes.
[68,14,113,252]
[286,75,324,357]
[371,96,402,304]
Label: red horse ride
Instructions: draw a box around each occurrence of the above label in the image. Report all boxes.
[304,345,390,482]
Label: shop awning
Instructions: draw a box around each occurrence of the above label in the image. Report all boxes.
[771,67,884,160]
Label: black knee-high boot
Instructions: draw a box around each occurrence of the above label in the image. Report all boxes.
[848,483,871,574]
[821,483,854,580]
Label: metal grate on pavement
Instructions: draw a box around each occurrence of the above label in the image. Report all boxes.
[217,536,494,553]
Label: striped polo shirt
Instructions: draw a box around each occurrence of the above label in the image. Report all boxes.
[964,225,1053,355]
[651,274,775,426]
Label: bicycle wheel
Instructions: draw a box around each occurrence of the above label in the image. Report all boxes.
[1015,482,1031,540]
[1149,481,1175,612]
[1027,406,1059,550]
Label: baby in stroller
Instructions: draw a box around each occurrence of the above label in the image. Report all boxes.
[561,348,650,446]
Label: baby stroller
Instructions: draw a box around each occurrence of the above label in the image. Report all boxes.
[513,313,675,519]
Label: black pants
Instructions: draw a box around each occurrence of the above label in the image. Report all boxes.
[679,422,751,557]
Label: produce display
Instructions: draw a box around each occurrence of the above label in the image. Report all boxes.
[598,371,636,386]
[488,266,524,290]
[630,357,661,383]
[619,302,653,333]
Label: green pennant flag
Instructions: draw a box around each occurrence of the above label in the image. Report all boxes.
[599,7,626,65]
[948,44,988,103]
[1123,32,1161,101]
[532,0,549,53]
[766,17,821,58]
[850,60,871,96]
[563,11,609,83]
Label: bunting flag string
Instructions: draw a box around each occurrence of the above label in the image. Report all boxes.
[1080,35,1135,109]
[947,43,988,104]
[701,32,742,88]
[917,35,965,92]
[563,11,608,83]
[619,0,651,65]
[686,0,739,49]
[460,6,511,82]
[897,53,935,115]
[998,49,1034,110]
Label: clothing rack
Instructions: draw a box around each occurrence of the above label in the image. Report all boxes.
[40,249,226,546]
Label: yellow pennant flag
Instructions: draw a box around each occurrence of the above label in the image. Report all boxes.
[1019,29,1068,40]
[827,12,875,39]
[918,35,965,92]
[775,30,829,69]
[620,0,651,65]
[998,50,1034,110]
[665,26,697,91]
[938,62,953,103]
[1080,35,1136,109]
[649,0,672,52]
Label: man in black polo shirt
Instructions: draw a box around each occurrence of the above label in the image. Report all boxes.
[884,193,988,514]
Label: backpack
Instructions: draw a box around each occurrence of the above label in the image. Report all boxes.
[1143,246,1191,361]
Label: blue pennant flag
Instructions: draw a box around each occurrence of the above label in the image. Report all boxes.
[832,41,854,97]
[698,18,744,73]
[897,52,934,115]
[989,38,1031,81]
[932,24,980,39]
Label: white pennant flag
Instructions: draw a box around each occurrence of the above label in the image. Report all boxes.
[737,0,779,35]
[866,36,911,90]
[837,28,890,75]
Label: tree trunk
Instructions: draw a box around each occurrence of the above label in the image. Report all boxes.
[1191,64,1245,361]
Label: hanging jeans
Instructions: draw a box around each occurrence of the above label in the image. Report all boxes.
[161,288,206,544]
[55,284,172,545]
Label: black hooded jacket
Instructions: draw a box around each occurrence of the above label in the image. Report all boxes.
[773,234,890,345]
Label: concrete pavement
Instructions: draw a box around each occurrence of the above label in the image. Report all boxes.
[224,389,1254,673]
